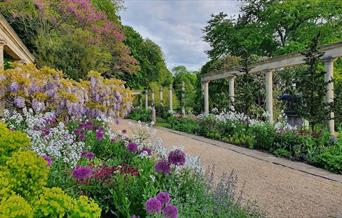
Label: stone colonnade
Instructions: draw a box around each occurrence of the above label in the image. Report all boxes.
[201,42,342,135]
[0,14,35,117]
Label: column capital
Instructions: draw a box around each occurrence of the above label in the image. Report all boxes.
[0,39,5,46]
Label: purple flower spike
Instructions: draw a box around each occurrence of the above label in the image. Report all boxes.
[156,192,170,205]
[14,96,25,108]
[163,204,178,218]
[10,82,19,92]
[81,151,95,160]
[127,143,138,153]
[72,166,93,180]
[43,155,52,166]
[168,149,186,166]
[155,159,171,174]
[145,197,162,214]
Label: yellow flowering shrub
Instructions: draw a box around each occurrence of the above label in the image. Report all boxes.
[0,125,101,217]
[0,122,30,161]
[0,194,33,218]
[5,150,49,201]
[34,187,101,218]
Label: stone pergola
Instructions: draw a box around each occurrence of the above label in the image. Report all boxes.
[0,13,35,117]
[201,42,342,135]
[0,14,34,70]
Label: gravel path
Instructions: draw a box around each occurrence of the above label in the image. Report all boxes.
[112,119,342,218]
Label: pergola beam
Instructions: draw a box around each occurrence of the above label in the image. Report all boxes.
[201,42,342,82]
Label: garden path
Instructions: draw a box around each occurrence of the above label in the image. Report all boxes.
[112,119,342,218]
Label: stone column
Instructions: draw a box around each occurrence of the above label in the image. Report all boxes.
[0,41,4,71]
[159,86,163,105]
[0,42,5,117]
[151,91,156,124]
[204,81,209,115]
[265,70,274,124]
[169,84,173,112]
[324,57,335,135]
[228,76,235,110]
[181,81,185,116]
[145,90,149,109]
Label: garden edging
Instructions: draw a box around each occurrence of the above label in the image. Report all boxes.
[129,120,342,184]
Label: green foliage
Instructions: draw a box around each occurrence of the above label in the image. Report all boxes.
[0,123,31,163]
[314,140,342,174]
[0,0,138,80]
[127,107,152,122]
[294,34,332,130]
[0,194,33,218]
[0,124,102,217]
[172,66,199,113]
[122,26,173,89]
[34,187,101,218]
[203,0,342,58]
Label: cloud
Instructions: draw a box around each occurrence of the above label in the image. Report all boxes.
[120,0,241,71]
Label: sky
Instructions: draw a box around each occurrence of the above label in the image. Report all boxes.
[119,0,241,71]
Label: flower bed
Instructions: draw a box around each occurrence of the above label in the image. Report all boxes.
[129,109,342,174]
[0,67,259,217]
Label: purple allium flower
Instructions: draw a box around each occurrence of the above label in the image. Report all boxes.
[96,128,105,141]
[155,159,171,174]
[127,143,138,153]
[72,166,93,180]
[168,149,186,166]
[162,204,178,218]
[79,133,85,141]
[81,151,95,160]
[14,96,25,108]
[83,121,93,130]
[74,128,83,136]
[140,147,152,155]
[43,155,52,166]
[156,192,170,205]
[9,82,19,92]
[145,197,162,214]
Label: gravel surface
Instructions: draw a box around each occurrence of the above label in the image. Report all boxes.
[112,119,342,218]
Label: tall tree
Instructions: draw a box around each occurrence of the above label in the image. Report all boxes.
[123,26,173,89]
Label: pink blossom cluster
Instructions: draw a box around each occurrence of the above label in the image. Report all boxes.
[59,0,124,42]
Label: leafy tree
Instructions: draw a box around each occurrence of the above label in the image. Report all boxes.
[204,0,342,59]
[0,0,138,80]
[294,34,332,130]
[172,66,198,113]
[122,26,173,89]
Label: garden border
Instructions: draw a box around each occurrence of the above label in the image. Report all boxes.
[128,120,342,184]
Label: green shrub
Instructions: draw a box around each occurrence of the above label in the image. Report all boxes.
[314,143,342,173]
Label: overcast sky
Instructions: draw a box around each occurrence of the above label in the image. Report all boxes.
[120,0,241,71]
